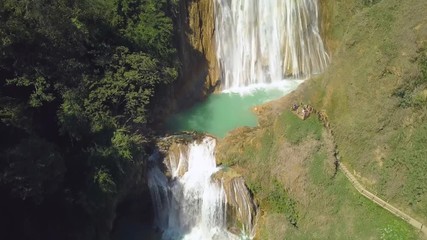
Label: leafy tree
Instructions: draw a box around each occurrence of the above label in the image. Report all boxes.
[0,137,65,203]
[0,0,179,238]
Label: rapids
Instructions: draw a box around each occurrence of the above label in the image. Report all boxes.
[148,137,253,239]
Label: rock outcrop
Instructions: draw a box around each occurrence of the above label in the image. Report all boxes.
[175,0,220,105]
[214,170,259,237]
[152,0,219,128]
[156,134,258,237]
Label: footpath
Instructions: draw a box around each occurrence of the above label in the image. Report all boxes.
[310,108,427,238]
[339,162,427,237]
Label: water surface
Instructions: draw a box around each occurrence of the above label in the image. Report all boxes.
[168,81,303,138]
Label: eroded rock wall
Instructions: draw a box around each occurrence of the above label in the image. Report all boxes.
[176,0,220,103]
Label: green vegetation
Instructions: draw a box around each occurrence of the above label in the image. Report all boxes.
[218,0,426,238]
[362,0,381,6]
[217,114,304,227]
[394,50,427,108]
[218,108,420,239]
[383,122,427,217]
[267,180,299,227]
[281,111,323,144]
[302,0,427,224]
[251,0,427,237]
[309,151,330,185]
[280,149,419,240]
[0,0,179,238]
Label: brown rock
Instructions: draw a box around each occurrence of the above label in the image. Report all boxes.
[175,0,220,105]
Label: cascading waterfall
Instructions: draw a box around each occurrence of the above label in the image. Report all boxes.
[215,0,329,91]
[146,1,330,239]
[148,137,245,240]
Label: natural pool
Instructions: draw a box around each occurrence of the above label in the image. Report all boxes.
[167,80,303,138]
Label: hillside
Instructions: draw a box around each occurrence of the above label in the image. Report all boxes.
[312,0,427,224]
[217,0,427,239]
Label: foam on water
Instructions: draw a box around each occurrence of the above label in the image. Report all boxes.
[148,137,242,240]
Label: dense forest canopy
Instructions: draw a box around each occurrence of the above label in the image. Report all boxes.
[0,0,179,238]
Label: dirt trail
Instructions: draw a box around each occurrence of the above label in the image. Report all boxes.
[339,162,427,238]
[313,109,427,238]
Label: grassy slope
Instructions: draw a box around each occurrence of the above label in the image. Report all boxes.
[217,0,427,238]
[218,111,420,239]
[304,0,427,222]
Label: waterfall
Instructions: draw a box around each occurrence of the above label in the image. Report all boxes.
[215,0,329,91]
[146,1,329,239]
[148,137,245,240]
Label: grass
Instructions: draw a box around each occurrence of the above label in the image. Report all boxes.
[218,108,420,239]
[362,0,381,6]
[216,0,427,238]
[382,121,427,218]
[309,151,330,186]
[394,51,427,108]
[296,0,427,226]
[217,113,323,228]
[280,111,323,144]
[266,179,298,227]
[266,142,419,240]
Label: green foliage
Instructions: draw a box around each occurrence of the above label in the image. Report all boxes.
[0,137,65,203]
[113,0,176,60]
[58,89,89,140]
[385,122,427,212]
[0,0,179,237]
[94,167,117,194]
[281,111,323,144]
[7,76,55,107]
[380,220,416,240]
[362,0,382,7]
[84,46,168,131]
[394,50,427,108]
[111,128,143,161]
[267,179,299,227]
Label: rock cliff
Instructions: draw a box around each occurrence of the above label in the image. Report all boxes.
[175,0,220,104]
[214,171,258,237]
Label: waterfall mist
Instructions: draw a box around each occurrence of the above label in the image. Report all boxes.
[146,1,330,239]
[215,0,329,91]
[148,137,245,240]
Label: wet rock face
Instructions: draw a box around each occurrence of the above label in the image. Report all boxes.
[223,177,258,237]
[158,134,258,237]
[156,133,204,178]
[185,0,219,89]
[163,140,190,178]
[152,0,219,125]
[318,0,334,52]
[175,0,220,106]
[213,170,259,237]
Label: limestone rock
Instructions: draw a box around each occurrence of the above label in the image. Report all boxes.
[214,170,258,237]
[176,0,220,106]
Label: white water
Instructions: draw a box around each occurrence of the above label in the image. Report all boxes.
[148,137,241,240]
[147,1,329,239]
[215,0,329,91]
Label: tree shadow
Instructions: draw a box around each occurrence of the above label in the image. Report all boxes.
[152,0,220,131]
